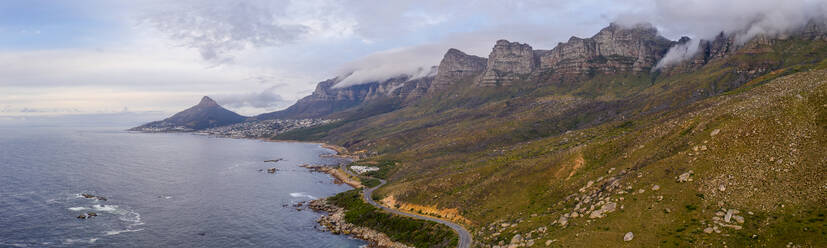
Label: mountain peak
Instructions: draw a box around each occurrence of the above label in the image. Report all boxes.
[198,96,218,106]
[130,96,246,132]
[430,48,487,90]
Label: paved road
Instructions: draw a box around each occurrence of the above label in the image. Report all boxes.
[339,163,472,248]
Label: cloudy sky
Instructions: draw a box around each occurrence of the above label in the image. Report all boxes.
[1,0,824,119]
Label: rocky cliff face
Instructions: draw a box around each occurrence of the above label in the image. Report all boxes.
[477,40,536,87]
[475,23,675,87]
[430,49,487,91]
[130,96,247,131]
[537,23,674,81]
[664,19,827,75]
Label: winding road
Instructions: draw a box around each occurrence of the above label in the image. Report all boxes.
[340,164,473,248]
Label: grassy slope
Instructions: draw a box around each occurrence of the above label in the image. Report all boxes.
[275,38,827,247]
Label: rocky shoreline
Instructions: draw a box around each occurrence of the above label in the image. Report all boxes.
[308,199,412,248]
[304,144,411,248]
[301,164,363,188]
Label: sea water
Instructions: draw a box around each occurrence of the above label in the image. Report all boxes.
[0,126,364,247]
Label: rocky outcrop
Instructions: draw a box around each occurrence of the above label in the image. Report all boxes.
[430,49,487,91]
[538,23,674,80]
[476,23,674,87]
[81,193,107,201]
[309,199,412,248]
[477,40,536,87]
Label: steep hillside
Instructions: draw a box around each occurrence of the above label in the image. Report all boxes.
[397,68,825,247]
[271,21,827,247]
[255,70,435,120]
[130,96,246,132]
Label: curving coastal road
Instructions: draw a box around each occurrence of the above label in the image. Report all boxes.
[340,164,472,248]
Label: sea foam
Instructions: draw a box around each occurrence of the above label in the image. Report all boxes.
[289,192,317,199]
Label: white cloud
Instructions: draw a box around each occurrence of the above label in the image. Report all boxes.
[635,0,827,68]
[142,0,309,62]
[333,44,445,88]
[3,0,825,117]
[654,38,700,69]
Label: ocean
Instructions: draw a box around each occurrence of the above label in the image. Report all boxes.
[0,126,365,247]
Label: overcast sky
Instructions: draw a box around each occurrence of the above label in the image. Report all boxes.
[1,0,824,119]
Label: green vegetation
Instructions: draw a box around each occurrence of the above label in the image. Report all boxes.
[360,177,381,188]
[328,190,458,248]
[357,160,397,179]
[287,37,827,246]
[273,120,347,141]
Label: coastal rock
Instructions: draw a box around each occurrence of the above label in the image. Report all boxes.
[81,193,107,201]
[430,48,487,90]
[310,199,413,248]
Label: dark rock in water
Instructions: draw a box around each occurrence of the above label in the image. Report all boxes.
[86,212,97,217]
[267,168,277,174]
[197,232,206,236]
[77,214,87,219]
[81,193,107,201]
[264,158,283,163]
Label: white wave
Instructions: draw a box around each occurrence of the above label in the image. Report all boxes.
[68,207,89,211]
[105,228,144,236]
[85,204,144,227]
[92,204,120,213]
[164,196,172,199]
[289,192,317,200]
[63,238,97,245]
[120,211,144,227]
[0,242,28,247]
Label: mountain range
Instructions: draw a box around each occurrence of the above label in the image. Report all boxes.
[133,20,827,247]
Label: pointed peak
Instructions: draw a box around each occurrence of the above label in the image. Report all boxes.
[198,96,218,106]
[446,48,467,55]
